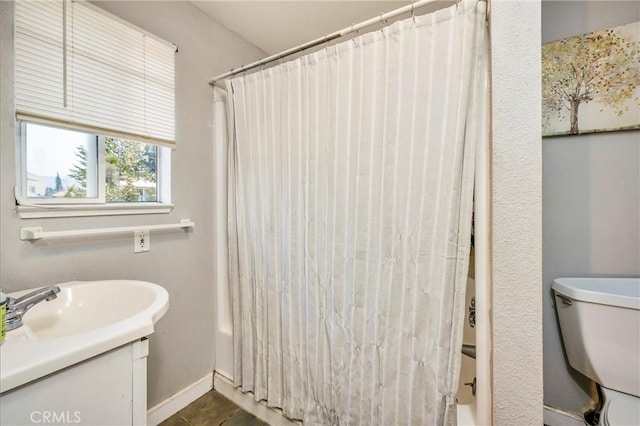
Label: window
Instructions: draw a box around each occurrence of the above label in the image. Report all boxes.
[19,122,171,207]
[14,0,175,217]
[23,123,101,202]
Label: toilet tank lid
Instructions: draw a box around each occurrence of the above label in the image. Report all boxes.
[552,278,640,310]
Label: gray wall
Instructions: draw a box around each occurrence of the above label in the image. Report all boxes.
[0,1,264,406]
[542,1,640,413]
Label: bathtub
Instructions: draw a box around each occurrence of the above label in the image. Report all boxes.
[458,402,477,426]
[216,278,480,426]
[217,325,478,426]
[456,276,477,425]
[456,347,477,425]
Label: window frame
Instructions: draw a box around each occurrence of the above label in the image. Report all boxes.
[15,120,173,219]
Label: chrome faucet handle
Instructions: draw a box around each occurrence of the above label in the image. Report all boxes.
[5,285,61,331]
[10,285,61,307]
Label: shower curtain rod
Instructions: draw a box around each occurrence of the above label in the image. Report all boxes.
[209,0,473,86]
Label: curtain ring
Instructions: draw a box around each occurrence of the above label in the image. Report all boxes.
[411,2,416,24]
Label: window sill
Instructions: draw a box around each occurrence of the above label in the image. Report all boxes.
[17,203,174,219]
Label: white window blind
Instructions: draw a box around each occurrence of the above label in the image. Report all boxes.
[15,0,176,146]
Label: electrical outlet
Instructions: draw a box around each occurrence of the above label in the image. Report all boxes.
[134,230,150,253]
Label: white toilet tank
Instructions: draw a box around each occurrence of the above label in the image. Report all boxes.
[552,277,640,397]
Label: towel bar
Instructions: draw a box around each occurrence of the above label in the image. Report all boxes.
[20,219,194,241]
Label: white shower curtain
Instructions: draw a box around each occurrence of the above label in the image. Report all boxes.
[224,1,486,424]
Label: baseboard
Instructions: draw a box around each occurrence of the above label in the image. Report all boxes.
[543,404,585,426]
[147,372,214,426]
[213,372,301,426]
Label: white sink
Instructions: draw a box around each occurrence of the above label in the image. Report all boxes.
[0,280,169,393]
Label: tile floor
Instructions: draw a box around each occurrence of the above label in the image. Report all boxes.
[160,390,268,426]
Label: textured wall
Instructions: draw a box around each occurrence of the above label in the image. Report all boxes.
[0,1,264,407]
[490,0,543,424]
[542,0,640,414]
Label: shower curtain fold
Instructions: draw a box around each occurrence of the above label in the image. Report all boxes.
[223,1,487,424]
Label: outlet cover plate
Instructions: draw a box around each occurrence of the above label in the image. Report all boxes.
[134,230,150,253]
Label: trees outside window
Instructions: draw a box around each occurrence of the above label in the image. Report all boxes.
[105,138,157,202]
[68,137,157,202]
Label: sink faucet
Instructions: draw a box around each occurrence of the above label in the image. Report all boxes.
[5,285,61,331]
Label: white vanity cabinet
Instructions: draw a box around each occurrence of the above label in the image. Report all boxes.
[0,339,149,426]
[0,339,149,425]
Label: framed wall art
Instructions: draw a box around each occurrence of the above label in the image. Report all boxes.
[542,21,640,137]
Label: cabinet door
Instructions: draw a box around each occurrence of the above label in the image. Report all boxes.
[1,345,134,425]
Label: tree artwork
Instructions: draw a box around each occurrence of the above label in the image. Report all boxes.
[542,21,640,136]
